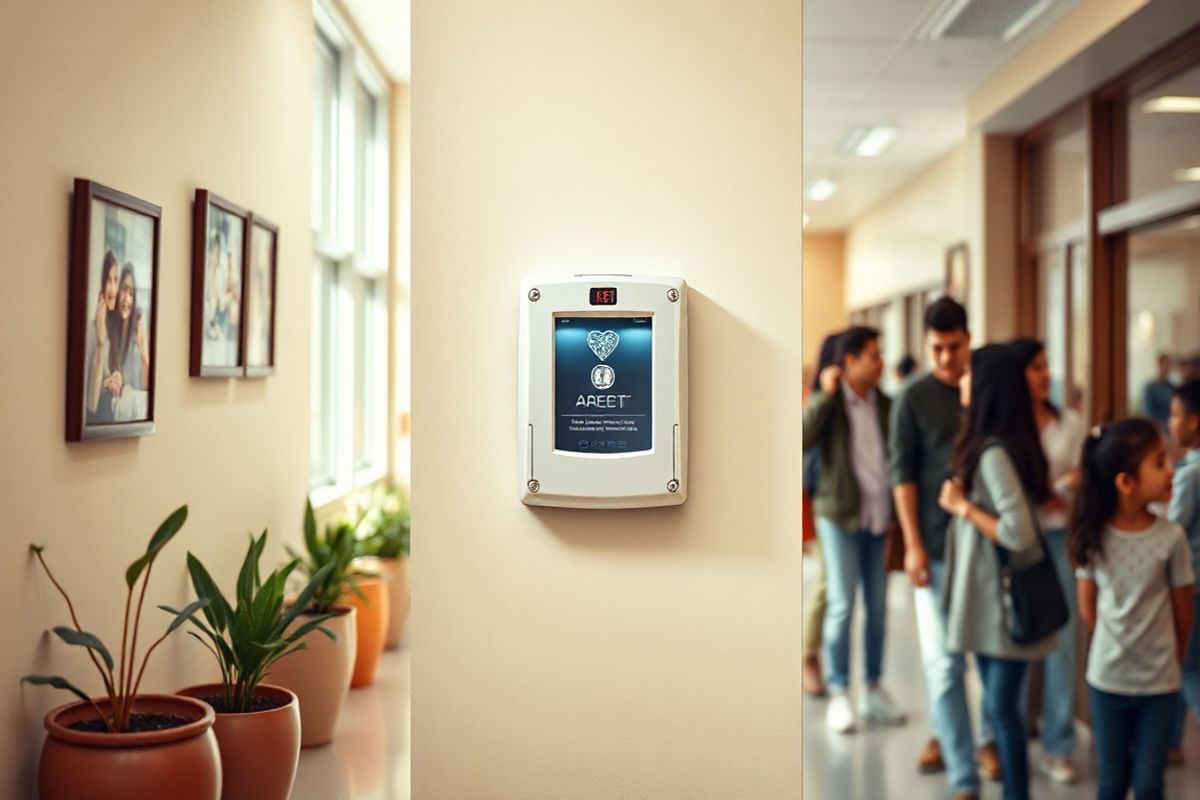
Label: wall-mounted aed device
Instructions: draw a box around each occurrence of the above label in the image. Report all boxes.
[518,275,688,508]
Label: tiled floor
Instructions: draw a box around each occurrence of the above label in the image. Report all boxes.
[802,553,1200,799]
[292,647,411,800]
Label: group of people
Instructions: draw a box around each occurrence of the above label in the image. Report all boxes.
[802,297,1200,800]
[86,249,150,424]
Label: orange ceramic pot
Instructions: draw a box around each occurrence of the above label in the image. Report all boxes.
[39,694,220,800]
[344,576,390,687]
[267,604,357,747]
[176,683,300,800]
[378,557,411,650]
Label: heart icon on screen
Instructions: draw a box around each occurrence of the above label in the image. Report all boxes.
[587,330,620,362]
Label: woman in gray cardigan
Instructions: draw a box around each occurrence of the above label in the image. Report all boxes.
[937,345,1059,800]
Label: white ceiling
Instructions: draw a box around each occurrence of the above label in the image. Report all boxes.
[803,0,1079,232]
[341,0,411,83]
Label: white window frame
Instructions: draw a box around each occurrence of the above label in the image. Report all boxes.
[311,0,391,506]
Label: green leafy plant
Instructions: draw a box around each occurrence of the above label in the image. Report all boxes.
[287,500,369,614]
[22,506,207,732]
[174,531,338,713]
[360,488,410,559]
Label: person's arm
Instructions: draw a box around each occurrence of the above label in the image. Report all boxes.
[1077,576,1098,632]
[1172,587,1194,663]
[940,448,1038,551]
[1168,465,1198,532]
[888,394,929,586]
[1168,527,1196,661]
[802,374,839,446]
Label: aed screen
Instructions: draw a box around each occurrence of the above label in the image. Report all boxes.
[554,316,652,453]
[589,287,617,305]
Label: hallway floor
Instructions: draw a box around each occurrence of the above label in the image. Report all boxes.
[292,646,411,800]
[802,553,1200,799]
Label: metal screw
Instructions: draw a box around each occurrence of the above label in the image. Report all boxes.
[667,480,679,492]
[527,479,541,493]
[528,288,541,302]
[667,288,679,302]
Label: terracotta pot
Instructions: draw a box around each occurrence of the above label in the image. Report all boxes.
[39,694,220,800]
[267,604,357,747]
[175,683,300,800]
[378,556,411,650]
[343,576,390,687]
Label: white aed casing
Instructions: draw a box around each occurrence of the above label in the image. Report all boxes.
[518,274,688,508]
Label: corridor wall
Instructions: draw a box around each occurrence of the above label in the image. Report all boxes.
[0,1,313,794]
[410,1,804,798]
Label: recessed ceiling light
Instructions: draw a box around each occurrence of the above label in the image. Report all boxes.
[839,126,900,157]
[807,179,838,202]
[1173,167,1200,182]
[1143,96,1200,114]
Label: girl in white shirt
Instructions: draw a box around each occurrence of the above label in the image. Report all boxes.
[1010,338,1087,784]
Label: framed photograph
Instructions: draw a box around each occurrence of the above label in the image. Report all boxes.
[66,179,161,441]
[191,190,249,377]
[244,214,278,377]
[945,242,969,303]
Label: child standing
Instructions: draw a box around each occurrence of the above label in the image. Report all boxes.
[1168,381,1200,757]
[1070,418,1195,800]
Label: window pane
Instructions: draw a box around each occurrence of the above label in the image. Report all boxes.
[355,81,376,262]
[1030,116,1088,234]
[1069,243,1090,416]
[1039,249,1068,409]
[1128,61,1200,202]
[1127,213,1200,420]
[311,258,336,486]
[312,33,338,238]
[353,275,367,469]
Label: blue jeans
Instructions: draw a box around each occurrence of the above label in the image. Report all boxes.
[815,518,887,692]
[913,559,979,793]
[1172,593,1200,747]
[1090,686,1177,800]
[1024,528,1077,757]
[976,655,1030,800]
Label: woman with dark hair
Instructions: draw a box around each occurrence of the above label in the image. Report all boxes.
[802,330,842,697]
[109,265,150,422]
[85,250,120,423]
[1008,337,1086,783]
[938,345,1059,800]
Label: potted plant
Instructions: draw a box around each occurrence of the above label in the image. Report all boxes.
[22,506,219,800]
[360,487,411,651]
[174,531,337,800]
[266,501,362,746]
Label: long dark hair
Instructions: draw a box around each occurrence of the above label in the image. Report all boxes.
[1068,418,1162,567]
[1009,337,1060,419]
[99,250,121,357]
[954,344,1050,505]
[811,331,842,393]
[111,265,137,374]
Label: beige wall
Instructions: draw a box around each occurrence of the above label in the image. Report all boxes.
[802,233,847,370]
[845,143,971,310]
[411,1,803,798]
[0,1,312,794]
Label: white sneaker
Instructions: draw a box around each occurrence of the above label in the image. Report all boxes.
[1040,755,1078,784]
[826,692,856,734]
[858,686,908,726]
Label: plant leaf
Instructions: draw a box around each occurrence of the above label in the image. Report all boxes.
[21,674,93,705]
[162,598,210,636]
[284,615,338,645]
[126,506,188,587]
[276,563,335,635]
[304,500,318,558]
[50,626,114,672]
[186,553,231,631]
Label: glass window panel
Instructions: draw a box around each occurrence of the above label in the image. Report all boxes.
[311,257,337,486]
[1127,213,1200,418]
[1069,243,1090,416]
[1030,117,1089,234]
[312,32,338,239]
[1039,249,1068,409]
[1129,61,1200,202]
[353,275,367,469]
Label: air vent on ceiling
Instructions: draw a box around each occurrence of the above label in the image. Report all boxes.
[920,0,1056,41]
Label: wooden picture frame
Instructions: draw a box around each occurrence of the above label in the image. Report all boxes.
[191,189,250,377]
[244,214,278,377]
[945,241,969,303]
[66,179,161,441]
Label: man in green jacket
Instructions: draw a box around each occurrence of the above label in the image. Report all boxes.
[803,326,906,735]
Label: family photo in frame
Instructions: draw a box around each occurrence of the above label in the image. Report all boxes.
[65,179,161,441]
